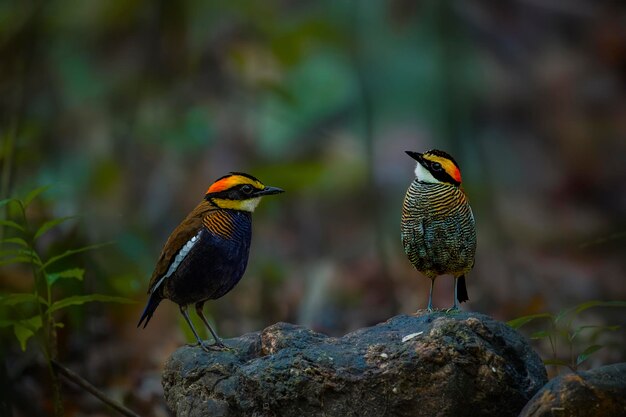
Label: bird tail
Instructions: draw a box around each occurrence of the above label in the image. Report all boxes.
[137,293,162,329]
[457,275,469,303]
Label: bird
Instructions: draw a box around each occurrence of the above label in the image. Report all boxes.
[401,149,476,311]
[137,172,284,350]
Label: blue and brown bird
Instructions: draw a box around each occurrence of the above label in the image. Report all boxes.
[401,150,476,311]
[137,172,283,350]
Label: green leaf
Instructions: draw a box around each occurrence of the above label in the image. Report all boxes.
[13,316,42,351]
[577,344,603,366]
[34,216,76,240]
[42,242,112,269]
[46,268,85,286]
[0,319,18,327]
[574,300,626,315]
[0,220,25,232]
[0,249,23,257]
[554,308,571,324]
[530,330,550,340]
[0,293,47,306]
[0,198,19,208]
[0,237,29,247]
[0,248,41,266]
[23,185,51,207]
[0,248,37,259]
[543,358,570,367]
[48,294,134,313]
[0,255,42,267]
[571,325,620,341]
[556,300,626,324]
[507,313,553,329]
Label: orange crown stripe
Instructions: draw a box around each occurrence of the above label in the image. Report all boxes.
[206,175,264,194]
[448,165,462,183]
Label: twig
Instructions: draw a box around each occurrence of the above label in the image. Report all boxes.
[51,359,141,417]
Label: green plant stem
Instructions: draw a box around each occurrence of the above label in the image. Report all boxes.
[45,352,63,416]
[51,360,141,417]
[46,290,62,417]
[19,202,63,417]
[3,187,138,416]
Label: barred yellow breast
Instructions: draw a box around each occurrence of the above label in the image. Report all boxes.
[401,181,475,278]
[401,149,477,311]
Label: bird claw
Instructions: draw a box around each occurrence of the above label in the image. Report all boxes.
[212,343,235,352]
[199,341,213,352]
[194,341,234,352]
[444,306,461,314]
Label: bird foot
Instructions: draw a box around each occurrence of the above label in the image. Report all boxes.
[196,341,234,352]
[210,342,235,352]
[444,306,462,314]
[186,341,232,352]
[199,341,213,352]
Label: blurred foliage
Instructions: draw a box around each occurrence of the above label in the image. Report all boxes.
[509,300,626,376]
[0,187,133,415]
[1,0,625,415]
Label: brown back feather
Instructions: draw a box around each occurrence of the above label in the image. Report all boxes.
[147,200,215,292]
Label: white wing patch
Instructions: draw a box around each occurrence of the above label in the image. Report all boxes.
[151,231,202,293]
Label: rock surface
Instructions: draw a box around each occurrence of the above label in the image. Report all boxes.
[519,362,626,417]
[163,311,547,417]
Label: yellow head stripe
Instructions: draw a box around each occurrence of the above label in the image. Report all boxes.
[423,154,462,183]
[210,197,261,212]
[206,175,264,194]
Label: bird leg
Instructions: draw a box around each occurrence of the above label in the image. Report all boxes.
[195,302,227,348]
[427,279,435,312]
[448,276,460,311]
[179,305,211,352]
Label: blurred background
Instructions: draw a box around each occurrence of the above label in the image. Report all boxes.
[1,0,625,415]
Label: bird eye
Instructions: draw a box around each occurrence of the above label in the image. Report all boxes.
[241,184,253,194]
[431,162,442,171]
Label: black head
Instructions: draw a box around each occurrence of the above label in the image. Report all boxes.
[205,172,284,211]
[406,149,462,185]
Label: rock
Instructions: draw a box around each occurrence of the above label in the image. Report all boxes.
[162,311,547,417]
[519,363,626,417]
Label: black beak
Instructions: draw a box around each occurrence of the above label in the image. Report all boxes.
[405,151,423,162]
[255,186,284,196]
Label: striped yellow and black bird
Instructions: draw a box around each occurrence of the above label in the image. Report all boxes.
[137,172,283,350]
[401,150,476,311]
